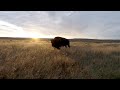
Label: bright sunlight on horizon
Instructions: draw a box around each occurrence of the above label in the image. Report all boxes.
[0,19,74,39]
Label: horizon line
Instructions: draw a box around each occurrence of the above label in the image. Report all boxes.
[0,36,120,40]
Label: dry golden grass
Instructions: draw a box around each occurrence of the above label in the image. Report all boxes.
[0,39,120,79]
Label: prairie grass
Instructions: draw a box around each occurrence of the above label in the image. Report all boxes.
[0,39,120,79]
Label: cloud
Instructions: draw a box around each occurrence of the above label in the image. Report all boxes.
[0,20,23,31]
[0,11,120,39]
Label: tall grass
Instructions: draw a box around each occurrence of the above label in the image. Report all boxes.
[0,39,120,79]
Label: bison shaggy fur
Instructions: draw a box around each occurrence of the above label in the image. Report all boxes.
[51,37,70,49]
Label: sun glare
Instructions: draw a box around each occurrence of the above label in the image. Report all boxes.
[30,33,39,38]
[17,31,41,39]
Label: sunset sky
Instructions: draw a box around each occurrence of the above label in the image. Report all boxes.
[0,11,120,39]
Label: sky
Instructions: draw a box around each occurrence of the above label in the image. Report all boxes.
[0,11,120,39]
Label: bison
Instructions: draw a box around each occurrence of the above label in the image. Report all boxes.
[51,37,70,49]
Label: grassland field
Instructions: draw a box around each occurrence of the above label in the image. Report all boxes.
[0,38,120,79]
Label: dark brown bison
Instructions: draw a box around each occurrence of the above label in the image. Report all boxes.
[51,37,70,49]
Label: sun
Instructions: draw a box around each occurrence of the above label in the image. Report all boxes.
[31,35,40,41]
[31,35,39,39]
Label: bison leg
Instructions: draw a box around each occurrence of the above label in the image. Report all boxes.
[57,47,60,50]
[56,46,60,50]
[68,44,70,48]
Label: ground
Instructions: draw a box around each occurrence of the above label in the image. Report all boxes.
[0,38,120,79]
